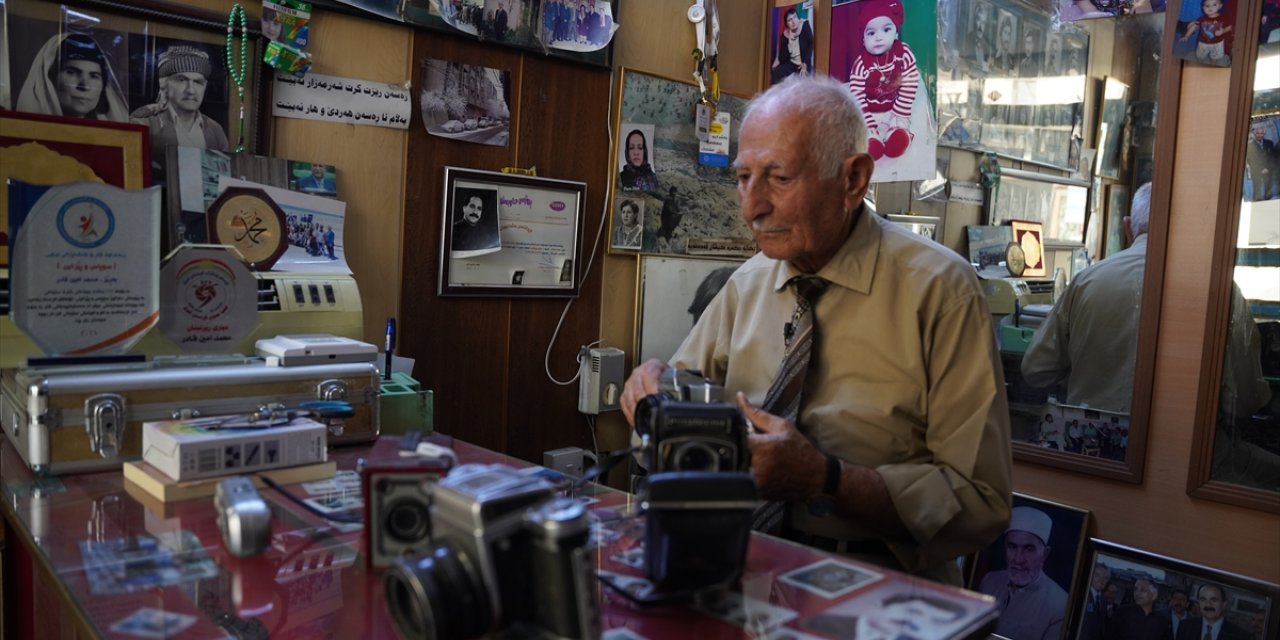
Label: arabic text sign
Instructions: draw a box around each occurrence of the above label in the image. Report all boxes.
[272,71,411,129]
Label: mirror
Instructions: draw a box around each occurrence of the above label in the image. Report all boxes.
[1190,18,1280,508]
[988,9,1175,482]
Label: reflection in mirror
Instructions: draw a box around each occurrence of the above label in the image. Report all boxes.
[987,10,1168,482]
[1212,34,1280,493]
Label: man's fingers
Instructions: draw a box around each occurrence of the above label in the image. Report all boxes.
[736,391,776,434]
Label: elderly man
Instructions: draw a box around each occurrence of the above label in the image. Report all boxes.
[620,74,1011,586]
[1107,576,1173,640]
[130,45,229,152]
[977,506,1069,640]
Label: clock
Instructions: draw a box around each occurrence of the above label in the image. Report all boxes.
[1005,241,1027,277]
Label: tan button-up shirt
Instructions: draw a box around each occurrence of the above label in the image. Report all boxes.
[671,212,1012,583]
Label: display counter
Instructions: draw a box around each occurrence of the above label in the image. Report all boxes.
[0,435,998,639]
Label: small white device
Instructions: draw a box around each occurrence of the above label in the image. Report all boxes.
[256,334,378,366]
[578,347,625,415]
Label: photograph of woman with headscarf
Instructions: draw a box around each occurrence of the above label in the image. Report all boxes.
[618,123,658,192]
[15,33,130,121]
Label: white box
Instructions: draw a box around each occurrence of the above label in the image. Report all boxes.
[255,334,378,366]
[143,417,328,481]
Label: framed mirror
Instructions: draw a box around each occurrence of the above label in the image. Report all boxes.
[999,8,1181,483]
[1188,5,1280,512]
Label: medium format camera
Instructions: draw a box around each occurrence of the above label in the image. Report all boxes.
[633,369,750,473]
[383,464,600,640]
[214,476,271,558]
[362,458,453,568]
[642,470,757,593]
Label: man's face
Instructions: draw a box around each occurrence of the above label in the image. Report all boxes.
[1023,34,1036,56]
[859,599,961,639]
[462,196,484,224]
[1255,127,1267,141]
[1104,584,1120,603]
[1133,580,1157,608]
[734,106,864,274]
[56,60,104,117]
[1003,530,1048,587]
[1198,585,1226,622]
[163,71,208,114]
[785,12,800,31]
[862,17,897,56]
[1171,592,1189,614]
[626,132,646,167]
[311,164,326,180]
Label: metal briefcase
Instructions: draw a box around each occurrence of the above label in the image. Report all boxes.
[0,358,380,474]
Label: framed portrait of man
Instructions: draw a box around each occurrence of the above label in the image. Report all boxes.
[967,493,1090,640]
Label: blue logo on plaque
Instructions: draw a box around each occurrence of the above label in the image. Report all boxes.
[56,197,115,248]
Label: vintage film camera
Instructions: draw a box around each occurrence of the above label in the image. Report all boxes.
[383,464,599,640]
[633,369,750,473]
[362,456,453,568]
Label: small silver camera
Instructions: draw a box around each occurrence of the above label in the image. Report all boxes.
[214,476,272,558]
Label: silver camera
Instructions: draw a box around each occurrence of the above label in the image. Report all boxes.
[214,476,272,558]
[383,464,600,640]
[635,369,749,473]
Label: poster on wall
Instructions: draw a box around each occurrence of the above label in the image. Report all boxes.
[768,1,817,86]
[829,0,938,183]
[1058,0,1167,22]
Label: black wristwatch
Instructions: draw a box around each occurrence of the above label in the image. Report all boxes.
[806,454,841,517]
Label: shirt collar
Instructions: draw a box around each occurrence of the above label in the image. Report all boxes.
[772,206,880,295]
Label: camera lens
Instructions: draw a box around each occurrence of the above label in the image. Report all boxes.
[673,441,720,471]
[383,498,430,543]
[385,542,492,640]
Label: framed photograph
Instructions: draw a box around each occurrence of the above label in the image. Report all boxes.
[637,255,742,364]
[1104,185,1130,259]
[613,68,754,258]
[438,167,585,297]
[1070,539,1279,640]
[1095,77,1130,180]
[3,0,267,157]
[0,111,150,266]
[967,225,1017,279]
[611,196,644,251]
[968,493,1090,640]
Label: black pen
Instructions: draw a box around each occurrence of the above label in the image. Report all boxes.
[384,317,396,381]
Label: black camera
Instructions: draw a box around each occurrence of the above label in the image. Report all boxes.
[362,459,452,568]
[633,369,750,473]
[641,470,757,593]
[383,464,599,640]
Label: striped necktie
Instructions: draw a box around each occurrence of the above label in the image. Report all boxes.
[752,276,831,534]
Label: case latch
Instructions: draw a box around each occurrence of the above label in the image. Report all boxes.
[316,380,349,437]
[85,394,126,459]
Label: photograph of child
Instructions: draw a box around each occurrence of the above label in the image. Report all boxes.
[831,0,938,183]
[1174,0,1235,66]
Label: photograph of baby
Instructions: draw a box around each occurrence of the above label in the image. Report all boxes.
[829,0,938,183]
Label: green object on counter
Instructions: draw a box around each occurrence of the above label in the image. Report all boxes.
[1001,324,1039,354]
[379,372,433,435]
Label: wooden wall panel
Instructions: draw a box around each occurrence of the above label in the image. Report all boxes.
[398,33,609,460]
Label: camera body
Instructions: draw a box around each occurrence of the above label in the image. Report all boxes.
[643,471,757,592]
[214,476,272,558]
[362,458,453,568]
[383,464,599,640]
[634,369,749,473]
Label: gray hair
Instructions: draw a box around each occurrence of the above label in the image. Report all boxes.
[742,74,867,179]
[1130,182,1152,237]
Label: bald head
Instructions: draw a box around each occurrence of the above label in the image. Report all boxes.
[743,75,868,179]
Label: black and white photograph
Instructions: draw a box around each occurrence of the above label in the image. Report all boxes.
[420,57,512,147]
[993,9,1019,73]
[449,186,501,257]
[637,256,742,364]
[611,197,644,250]
[967,224,1017,279]
[968,494,1090,640]
[966,0,995,74]
[799,583,989,640]
[1073,540,1279,640]
[780,559,883,600]
[127,37,232,155]
[1095,77,1130,179]
[7,15,132,122]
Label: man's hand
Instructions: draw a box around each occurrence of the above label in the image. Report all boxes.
[620,358,670,426]
[737,392,824,501]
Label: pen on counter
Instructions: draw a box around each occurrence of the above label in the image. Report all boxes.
[384,317,396,381]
